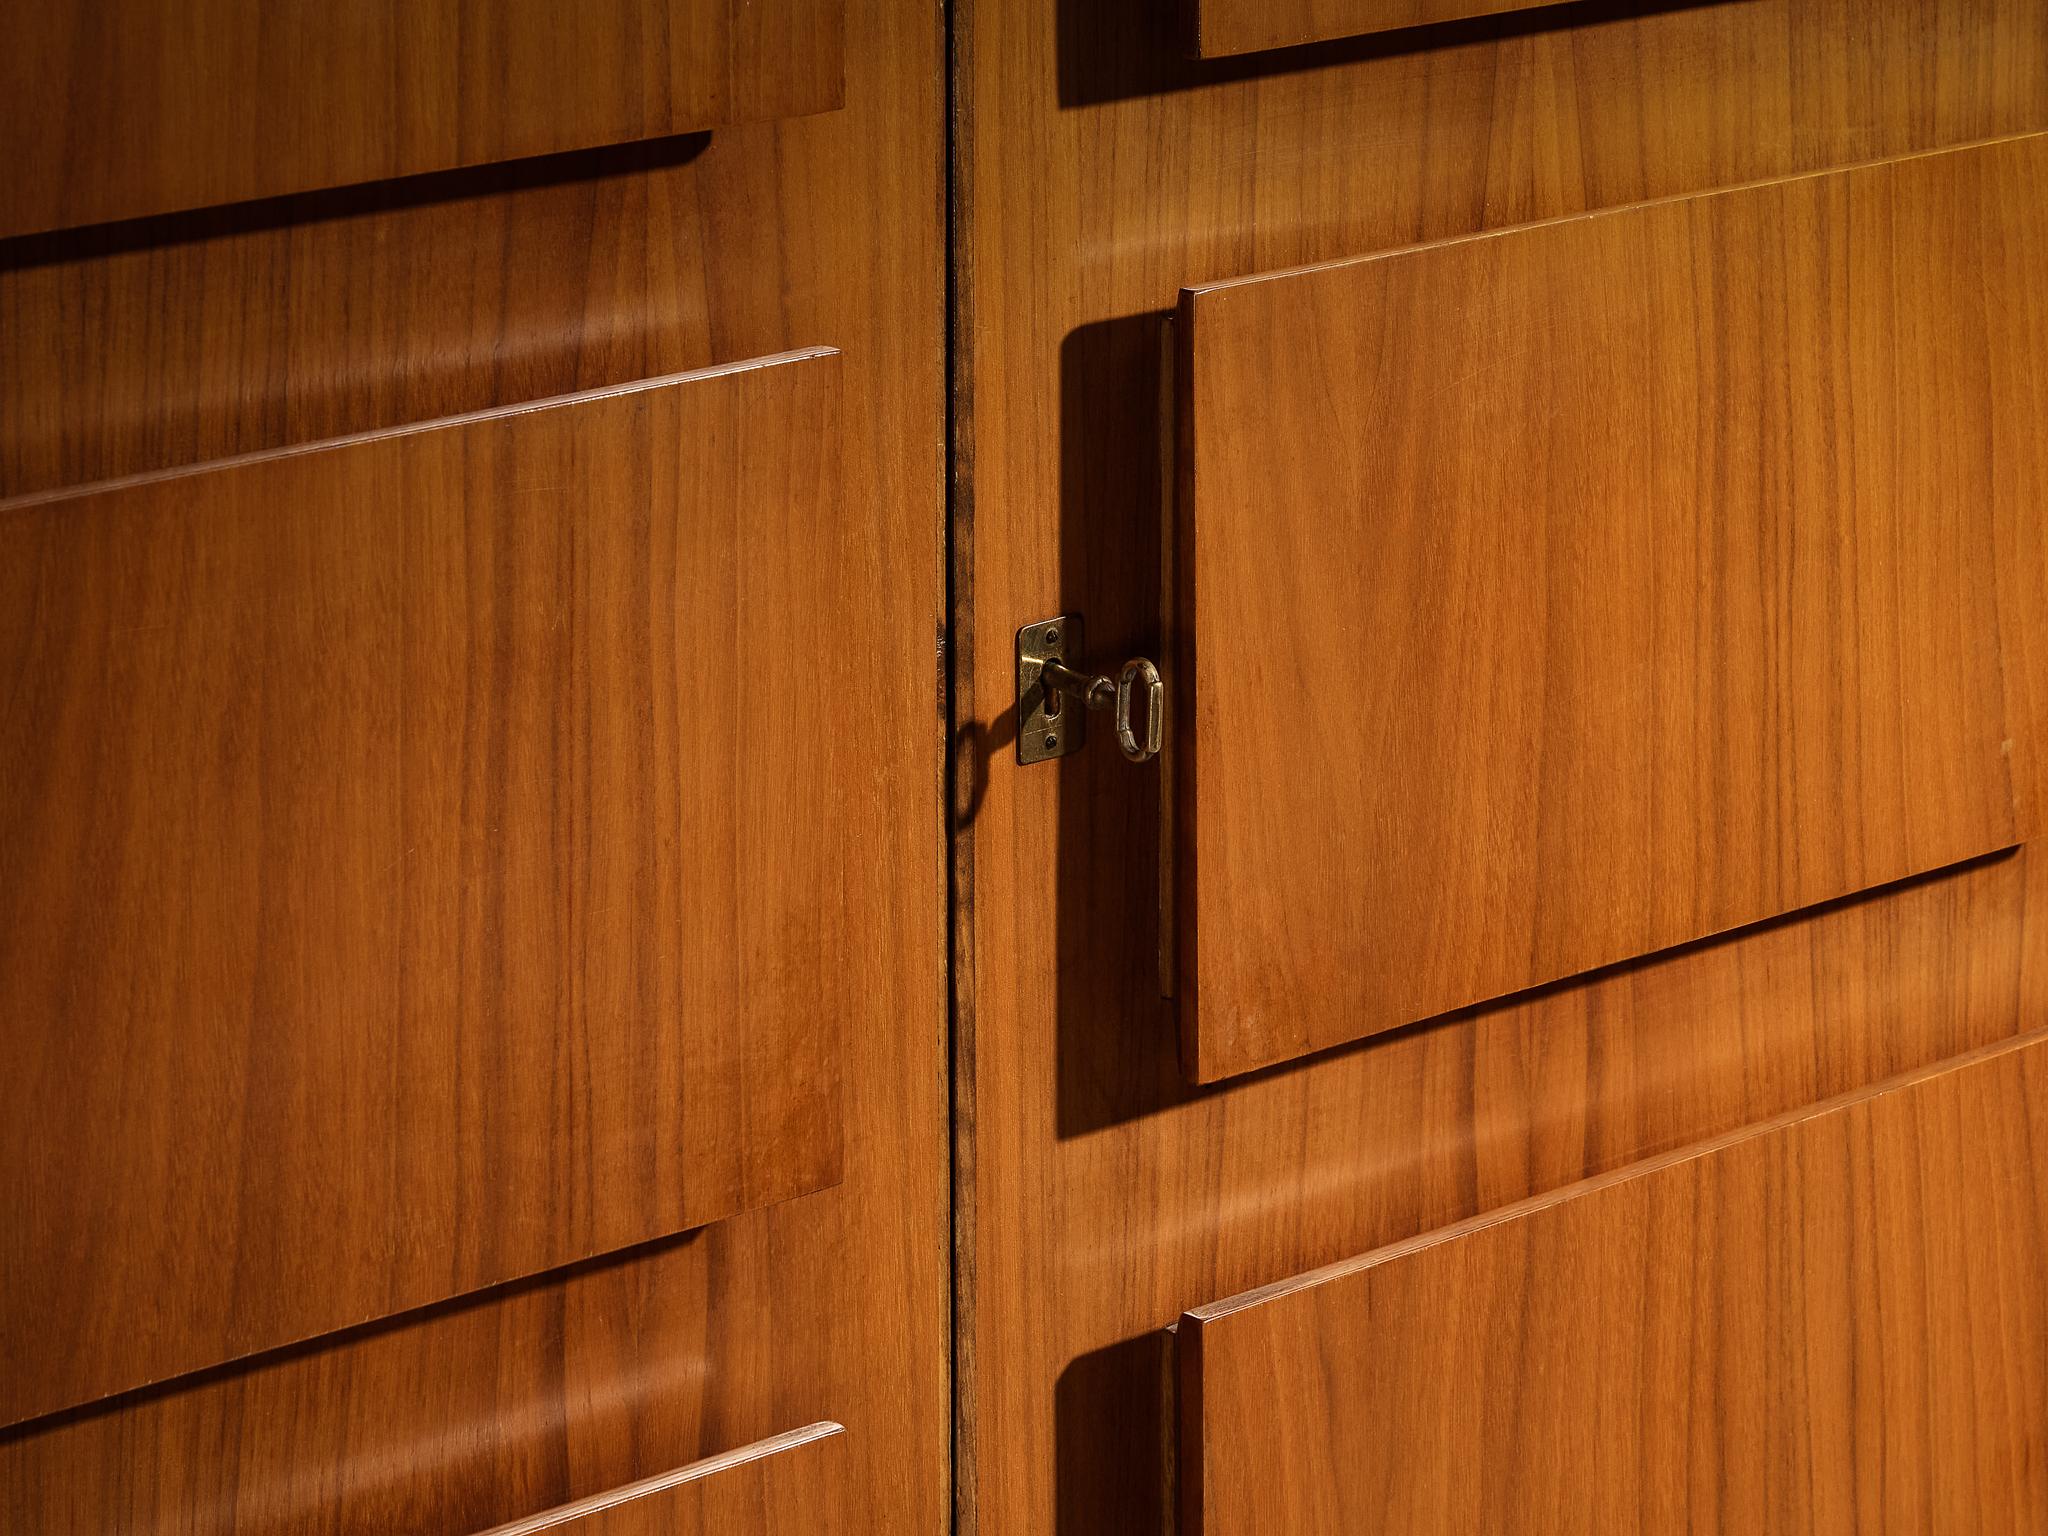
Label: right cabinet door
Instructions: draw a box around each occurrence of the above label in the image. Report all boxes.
[1177,1030,2048,1536]
[1170,133,2044,1085]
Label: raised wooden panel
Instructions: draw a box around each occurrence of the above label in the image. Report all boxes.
[1178,1031,2048,1536]
[0,0,844,238]
[471,1424,847,1536]
[1186,0,1565,57]
[0,350,855,1429]
[1173,136,2041,1084]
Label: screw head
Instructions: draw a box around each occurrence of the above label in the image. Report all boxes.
[1043,628,1060,646]
[1044,734,1058,750]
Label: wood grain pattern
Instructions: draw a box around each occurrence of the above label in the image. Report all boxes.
[469,1423,847,1536]
[0,1194,847,1536]
[1179,1030,2048,1536]
[0,140,728,503]
[0,0,843,237]
[1174,136,2038,1083]
[954,0,2048,1532]
[0,0,946,1526]
[1188,0,1564,58]
[0,352,853,1428]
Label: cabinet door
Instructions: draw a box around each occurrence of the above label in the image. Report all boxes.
[0,0,843,237]
[1178,1031,2048,1536]
[1172,134,2043,1084]
[0,349,853,1427]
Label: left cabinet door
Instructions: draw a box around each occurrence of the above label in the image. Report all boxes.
[0,349,853,1428]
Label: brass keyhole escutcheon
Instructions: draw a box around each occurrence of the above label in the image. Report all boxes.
[1015,614,1162,765]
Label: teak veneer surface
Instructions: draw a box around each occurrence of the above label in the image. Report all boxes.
[7,0,2048,1529]
[1175,136,2036,1082]
[0,0,843,237]
[1180,1031,2048,1535]
[468,1424,848,1536]
[0,353,853,1429]
[955,1,2048,1532]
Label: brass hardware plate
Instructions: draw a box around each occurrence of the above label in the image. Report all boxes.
[1018,614,1164,765]
[1017,614,1085,764]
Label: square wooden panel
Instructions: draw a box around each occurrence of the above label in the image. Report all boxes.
[1173,136,2043,1082]
[0,350,853,1426]
[1178,1031,2048,1535]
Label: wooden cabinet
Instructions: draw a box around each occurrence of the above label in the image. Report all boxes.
[7,0,2048,1531]
[1171,135,2040,1083]
[1177,1032,2048,1535]
[0,0,844,236]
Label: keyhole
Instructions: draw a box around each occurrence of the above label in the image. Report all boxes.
[1040,628,1064,721]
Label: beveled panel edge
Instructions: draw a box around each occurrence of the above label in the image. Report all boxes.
[469,1422,847,1536]
[1176,128,2048,299]
[0,347,841,512]
[1178,1022,2048,1328]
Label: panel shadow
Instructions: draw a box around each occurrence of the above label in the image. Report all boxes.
[1055,1331,1176,1536]
[1053,312,1196,1138]
[0,133,713,273]
[1056,0,1735,108]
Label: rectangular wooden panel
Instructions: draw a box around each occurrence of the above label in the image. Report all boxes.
[471,1424,847,1536]
[1187,0,1564,57]
[1173,134,2041,1084]
[0,0,844,237]
[1179,1031,2048,1536]
[0,350,852,1428]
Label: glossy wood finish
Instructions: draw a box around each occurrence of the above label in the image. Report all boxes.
[470,1423,846,1536]
[0,0,945,1525]
[0,354,852,1429]
[0,141,726,502]
[955,0,2048,1531]
[0,1198,846,1536]
[1175,137,2038,1083]
[0,0,843,238]
[1179,1031,2048,1536]
[1187,0,1562,57]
